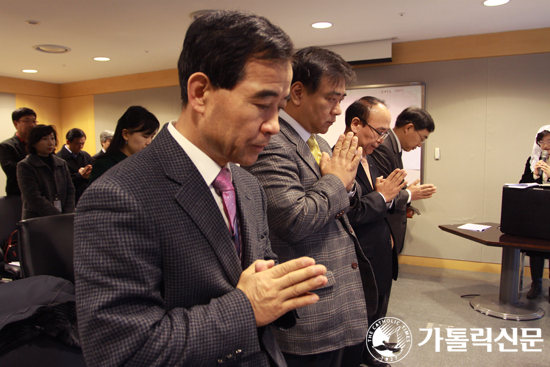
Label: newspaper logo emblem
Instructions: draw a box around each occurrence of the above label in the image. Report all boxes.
[367,317,412,363]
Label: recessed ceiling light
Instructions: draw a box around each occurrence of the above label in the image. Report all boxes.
[94,57,110,61]
[483,0,509,6]
[33,44,71,54]
[22,69,38,74]
[26,20,40,25]
[312,22,333,29]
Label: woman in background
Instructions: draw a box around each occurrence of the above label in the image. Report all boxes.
[519,125,550,299]
[17,125,75,219]
[89,106,159,184]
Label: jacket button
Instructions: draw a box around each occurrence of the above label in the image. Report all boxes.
[351,262,358,269]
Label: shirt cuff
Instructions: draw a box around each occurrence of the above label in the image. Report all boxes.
[406,189,412,204]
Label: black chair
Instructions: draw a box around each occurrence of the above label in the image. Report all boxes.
[17,213,75,284]
[0,196,22,246]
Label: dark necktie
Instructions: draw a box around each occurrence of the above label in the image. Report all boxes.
[213,168,240,257]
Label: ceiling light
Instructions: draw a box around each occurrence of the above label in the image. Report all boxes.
[312,22,333,29]
[483,0,509,6]
[33,44,71,54]
[26,20,40,25]
[22,70,38,74]
[94,57,110,61]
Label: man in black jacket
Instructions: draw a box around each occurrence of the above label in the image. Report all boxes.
[0,107,37,196]
[56,128,93,204]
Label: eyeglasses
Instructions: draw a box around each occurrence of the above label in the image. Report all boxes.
[359,118,389,140]
[416,130,428,144]
[538,140,550,146]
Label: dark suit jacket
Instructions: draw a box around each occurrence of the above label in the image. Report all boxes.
[74,125,288,367]
[244,118,377,355]
[17,154,75,219]
[56,147,93,204]
[347,156,397,296]
[370,130,409,254]
[0,134,27,196]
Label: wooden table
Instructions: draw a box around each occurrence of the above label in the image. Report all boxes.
[439,223,550,321]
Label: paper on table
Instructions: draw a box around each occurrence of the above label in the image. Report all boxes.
[457,223,491,232]
[505,183,538,189]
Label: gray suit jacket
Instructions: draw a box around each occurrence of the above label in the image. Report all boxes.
[370,130,409,254]
[244,118,377,355]
[74,125,288,367]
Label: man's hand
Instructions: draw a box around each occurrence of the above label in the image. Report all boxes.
[374,168,407,202]
[79,164,92,179]
[319,132,362,191]
[408,179,437,201]
[237,257,327,327]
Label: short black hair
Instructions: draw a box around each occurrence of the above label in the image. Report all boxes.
[12,107,36,122]
[291,46,356,95]
[105,106,160,156]
[345,96,387,129]
[394,107,435,132]
[178,10,294,106]
[66,128,86,142]
[27,125,58,155]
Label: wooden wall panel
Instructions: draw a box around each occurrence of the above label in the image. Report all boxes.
[60,95,96,155]
[0,76,60,97]
[15,94,61,129]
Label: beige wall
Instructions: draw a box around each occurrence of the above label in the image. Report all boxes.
[354,53,550,264]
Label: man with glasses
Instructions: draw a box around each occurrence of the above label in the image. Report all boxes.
[0,107,37,196]
[371,106,437,256]
[344,97,407,367]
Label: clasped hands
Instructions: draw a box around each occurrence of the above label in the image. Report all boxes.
[534,160,550,178]
[319,132,362,191]
[237,257,327,327]
[374,169,408,202]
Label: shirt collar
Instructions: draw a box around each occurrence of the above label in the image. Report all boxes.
[390,128,402,153]
[167,121,230,186]
[279,109,311,143]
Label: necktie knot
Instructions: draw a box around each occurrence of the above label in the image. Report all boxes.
[307,135,322,164]
[213,167,234,193]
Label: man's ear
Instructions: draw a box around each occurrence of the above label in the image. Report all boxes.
[289,82,304,106]
[351,117,362,134]
[187,72,210,114]
[404,123,415,133]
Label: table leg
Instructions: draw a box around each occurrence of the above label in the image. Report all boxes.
[469,247,545,321]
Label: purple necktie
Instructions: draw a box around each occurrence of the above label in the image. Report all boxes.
[213,168,240,257]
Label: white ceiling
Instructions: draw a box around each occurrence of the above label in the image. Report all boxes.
[1,0,549,84]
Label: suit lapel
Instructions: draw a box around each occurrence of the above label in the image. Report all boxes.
[155,126,242,286]
[357,163,373,193]
[279,118,321,179]
[232,165,256,269]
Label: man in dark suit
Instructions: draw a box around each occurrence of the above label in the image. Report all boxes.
[74,11,329,367]
[91,129,113,162]
[370,107,437,255]
[244,47,377,367]
[56,128,93,204]
[0,107,37,196]
[344,97,407,367]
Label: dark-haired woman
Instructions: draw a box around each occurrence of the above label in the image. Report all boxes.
[89,106,160,184]
[520,125,550,299]
[17,125,75,219]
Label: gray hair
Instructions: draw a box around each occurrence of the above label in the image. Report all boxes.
[99,130,114,143]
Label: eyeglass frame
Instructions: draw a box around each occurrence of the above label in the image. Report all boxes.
[537,140,550,147]
[358,118,389,140]
[416,130,428,144]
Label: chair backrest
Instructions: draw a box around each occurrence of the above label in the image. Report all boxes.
[17,213,75,283]
[0,196,22,245]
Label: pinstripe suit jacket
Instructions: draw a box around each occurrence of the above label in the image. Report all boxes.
[74,125,288,367]
[370,130,409,254]
[243,118,377,355]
